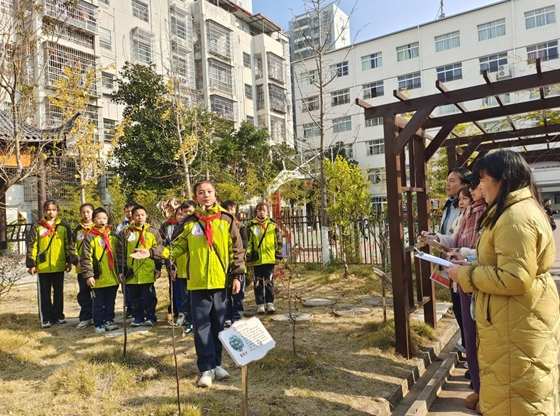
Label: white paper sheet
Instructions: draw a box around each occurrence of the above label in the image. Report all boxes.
[415,251,454,268]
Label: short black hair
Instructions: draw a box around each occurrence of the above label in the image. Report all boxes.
[193,180,215,194]
[131,205,147,215]
[92,207,108,219]
[448,167,471,185]
[180,200,195,209]
[79,203,94,212]
[43,200,59,211]
[124,202,137,210]
[222,200,237,210]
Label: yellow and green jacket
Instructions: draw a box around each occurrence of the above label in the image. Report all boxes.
[246,218,283,266]
[74,223,94,274]
[118,223,162,285]
[153,205,245,291]
[26,218,77,273]
[80,227,120,289]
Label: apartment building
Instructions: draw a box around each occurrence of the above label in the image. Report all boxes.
[3,0,293,222]
[292,0,560,206]
[289,1,351,61]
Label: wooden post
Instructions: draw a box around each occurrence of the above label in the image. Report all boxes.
[0,180,7,251]
[241,365,249,416]
[384,115,411,358]
[400,149,414,310]
[446,140,457,171]
[408,140,423,304]
[415,135,436,327]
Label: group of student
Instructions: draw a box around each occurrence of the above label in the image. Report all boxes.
[419,150,559,416]
[25,180,283,387]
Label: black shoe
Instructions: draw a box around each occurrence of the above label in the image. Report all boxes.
[465,370,471,380]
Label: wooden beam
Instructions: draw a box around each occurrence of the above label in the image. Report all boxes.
[477,134,560,152]
[424,95,560,128]
[456,123,560,145]
[447,141,457,170]
[436,80,487,135]
[363,68,560,117]
[383,115,411,358]
[393,106,434,153]
[425,123,456,161]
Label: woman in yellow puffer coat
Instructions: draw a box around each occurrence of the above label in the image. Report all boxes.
[448,150,559,416]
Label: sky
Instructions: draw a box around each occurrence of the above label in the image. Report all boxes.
[253,0,501,42]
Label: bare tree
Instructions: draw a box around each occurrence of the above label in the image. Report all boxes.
[291,0,358,265]
[0,253,25,301]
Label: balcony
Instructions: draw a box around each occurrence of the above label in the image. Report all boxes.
[44,0,97,34]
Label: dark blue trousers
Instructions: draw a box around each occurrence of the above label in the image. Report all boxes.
[77,273,93,321]
[92,285,118,328]
[173,278,191,324]
[226,274,245,322]
[128,283,157,323]
[191,289,227,372]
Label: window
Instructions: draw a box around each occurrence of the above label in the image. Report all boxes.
[210,95,234,120]
[477,18,506,41]
[331,88,350,106]
[243,52,251,68]
[363,81,384,99]
[23,177,38,202]
[365,117,383,127]
[170,7,188,40]
[396,42,419,61]
[99,0,109,4]
[332,116,352,133]
[256,85,264,110]
[398,71,421,91]
[254,54,263,79]
[303,122,320,138]
[102,72,114,90]
[270,116,286,143]
[479,52,508,73]
[527,40,559,63]
[208,59,232,94]
[368,168,385,184]
[246,115,254,125]
[172,53,189,80]
[207,20,231,60]
[333,142,353,159]
[301,69,318,84]
[436,62,462,82]
[245,83,253,99]
[435,31,460,52]
[525,6,555,29]
[267,53,284,83]
[99,27,112,50]
[361,52,382,70]
[367,139,384,156]
[103,118,116,142]
[132,0,149,22]
[331,61,349,77]
[302,96,319,112]
[131,28,152,65]
[268,84,286,113]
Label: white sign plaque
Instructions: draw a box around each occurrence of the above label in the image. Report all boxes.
[219,317,275,367]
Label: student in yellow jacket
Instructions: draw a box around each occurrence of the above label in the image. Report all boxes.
[448,150,559,416]
[148,181,245,388]
[246,202,283,314]
[118,205,163,327]
[74,203,94,329]
[80,207,121,334]
[26,200,77,328]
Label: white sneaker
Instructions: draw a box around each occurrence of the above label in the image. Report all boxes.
[104,321,119,331]
[76,319,92,329]
[266,303,276,314]
[143,320,154,327]
[256,304,266,314]
[95,326,106,334]
[175,313,185,327]
[41,322,52,329]
[214,366,230,381]
[197,370,215,388]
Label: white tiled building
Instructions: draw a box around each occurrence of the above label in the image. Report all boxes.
[289,1,351,62]
[291,0,560,206]
[3,0,293,222]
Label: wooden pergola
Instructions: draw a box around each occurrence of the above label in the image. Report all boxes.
[356,58,560,357]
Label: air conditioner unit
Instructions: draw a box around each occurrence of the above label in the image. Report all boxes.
[496,64,512,80]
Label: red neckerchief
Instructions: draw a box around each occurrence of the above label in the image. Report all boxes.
[195,212,222,248]
[255,217,268,232]
[165,218,178,225]
[90,226,115,270]
[39,219,56,237]
[129,224,146,247]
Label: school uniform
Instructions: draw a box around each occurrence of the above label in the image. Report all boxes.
[74,223,94,322]
[26,219,77,325]
[153,205,245,372]
[226,221,248,322]
[80,227,121,329]
[246,218,283,306]
[118,224,162,324]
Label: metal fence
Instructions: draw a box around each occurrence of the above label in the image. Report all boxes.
[6,223,32,255]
